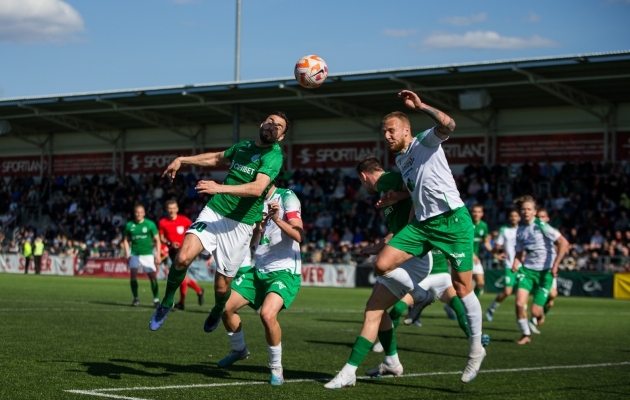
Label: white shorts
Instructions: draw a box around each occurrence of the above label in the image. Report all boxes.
[129,255,156,273]
[420,272,453,299]
[377,253,432,299]
[473,260,484,275]
[552,277,557,290]
[187,207,253,278]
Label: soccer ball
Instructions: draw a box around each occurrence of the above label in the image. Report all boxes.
[294,55,328,89]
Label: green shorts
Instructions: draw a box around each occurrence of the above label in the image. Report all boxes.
[504,267,517,288]
[231,266,301,310]
[515,267,553,307]
[388,207,475,273]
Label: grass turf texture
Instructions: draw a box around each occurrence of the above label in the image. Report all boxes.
[1,275,629,399]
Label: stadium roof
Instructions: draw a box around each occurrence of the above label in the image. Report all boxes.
[1,50,629,138]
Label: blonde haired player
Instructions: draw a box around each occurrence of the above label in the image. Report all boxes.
[512,196,569,344]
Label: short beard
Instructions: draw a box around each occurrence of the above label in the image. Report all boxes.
[389,139,406,153]
[259,130,275,144]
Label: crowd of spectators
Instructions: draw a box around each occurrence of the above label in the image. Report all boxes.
[1,159,629,272]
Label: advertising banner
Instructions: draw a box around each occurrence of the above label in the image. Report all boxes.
[301,263,356,287]
[616,131,630,162]
[497,133,604,163]
[0,253,75,276]
[483,269,613,298]
[613,273,630,300]
[0,155,47,177]
[292,142,383,169]
[78,258,130,278]
[125,149,193,174]
[442,136,486,164]
[52,153,114,175]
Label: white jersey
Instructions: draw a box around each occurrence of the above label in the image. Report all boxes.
[240,247,253,268]
[496,225,518,269]
[395,127,465,222]
[254,188,302,274]
[515,218,561,271]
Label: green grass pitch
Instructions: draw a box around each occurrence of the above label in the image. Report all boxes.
[1,275,629,399]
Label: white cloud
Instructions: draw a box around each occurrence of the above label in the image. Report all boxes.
[439,13,487,27]
[0,0,84,44]
[523,12,541,23]
[422,31,559,50]
[382,29,419,37]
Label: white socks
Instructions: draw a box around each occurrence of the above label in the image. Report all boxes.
[488,301,500,313]
[384,353,400,367]
[381,268,429,302]
[517,318,531,336]
[341,363,358,375]
[268,343,282,367]
[460,292,483,356]
[227,330,246,351]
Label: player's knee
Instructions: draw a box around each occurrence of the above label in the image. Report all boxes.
[174,253,193,269]
[373,259,389,276]
[259,309,277,326]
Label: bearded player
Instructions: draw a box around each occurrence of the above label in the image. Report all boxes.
[216,184,303,386]
[158,200,204,311]
[149,112,289,331]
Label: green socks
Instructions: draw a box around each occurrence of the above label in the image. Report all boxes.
[162,267,188,308]
[210,288,232,318]
[450,296,470,338]
[130,279,138,299]
[150,280,159,299]
[378,328,397,356]
[348,336,374,367]
[389,300,408,330]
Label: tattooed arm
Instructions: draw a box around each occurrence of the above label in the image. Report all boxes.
[398,90,456,140]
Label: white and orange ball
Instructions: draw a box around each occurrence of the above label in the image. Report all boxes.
[294,55,328,89]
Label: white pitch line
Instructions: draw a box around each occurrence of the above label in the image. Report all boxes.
[65,361,630,399]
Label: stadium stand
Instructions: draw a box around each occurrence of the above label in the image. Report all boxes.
[2,160,629,272]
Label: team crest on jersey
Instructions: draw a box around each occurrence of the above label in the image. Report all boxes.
[142,227,147,233]
[273,281,286,290]
[479,230,485,236]
[251,154,260,162]
[176,226,185,235]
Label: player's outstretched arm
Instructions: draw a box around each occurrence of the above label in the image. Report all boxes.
[398,90,456,139]
[162,151,228,180]
[196,173,272,198]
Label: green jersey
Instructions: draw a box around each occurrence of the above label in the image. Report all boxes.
[430,249,449,274]
[208,140,284,225]
[473,220,489,256]
[376,172,412,235]
[125,219,158,256]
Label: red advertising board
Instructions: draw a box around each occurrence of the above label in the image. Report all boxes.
[292,142,383,169]
[52,153,114,174]
[0,155,47,177]
[125,149,193,174]
[497,133,604,163]
[442,136,486,164]
[616,132,630,161]
[79,258,130,278]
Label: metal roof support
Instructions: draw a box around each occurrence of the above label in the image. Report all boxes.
[607,106,618,162]
[512,67,612,121]
[6,124,48,148]
[96,98,197,139]
[278,84,381,132]
[390,76,491,129]
[233,104,240,144]
[182,91,268,125]
[17,103,118,144]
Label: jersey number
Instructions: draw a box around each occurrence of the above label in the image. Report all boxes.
[190,222,207,232]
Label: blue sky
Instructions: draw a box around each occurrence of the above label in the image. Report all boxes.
[1,0,629,98]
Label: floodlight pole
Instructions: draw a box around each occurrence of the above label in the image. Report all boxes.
[233,0,242,144]
[235,0,241,82]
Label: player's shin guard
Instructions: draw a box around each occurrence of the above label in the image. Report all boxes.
[450,296,470,338]
[228,330,246,351]
[210,288,231,318]
[460,292,483,356]
[162,267,188,308]
[268,343,282,367]
[381,268,428,302]
[389,301,408,330]
[517,318,531,336]
[130,279,139,299]
[345,336,374,373]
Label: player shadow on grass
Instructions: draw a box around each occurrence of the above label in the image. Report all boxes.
[314,318,364,324]
[359,378,463,394]
[65,361,174,380]
[88,300,156,309]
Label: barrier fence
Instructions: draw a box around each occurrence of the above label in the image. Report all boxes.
[1,253,628,299]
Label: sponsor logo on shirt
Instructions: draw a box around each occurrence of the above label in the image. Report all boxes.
[400,157,415,172]
[231,161,256,176]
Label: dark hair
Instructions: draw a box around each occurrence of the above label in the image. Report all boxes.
[356,156,385,175]
[270,111,290,133]
[165,200,178,207]
[472,204,484,211]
